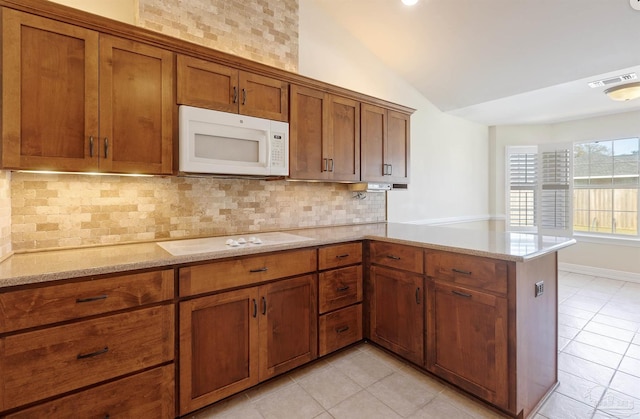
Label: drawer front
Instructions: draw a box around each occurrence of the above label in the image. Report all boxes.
[319,265,362,314]
[0,269,174,333]
[5,365,174,419]
[319,304,363,356]
[369,241,424,274]
[318,242,362,270]
[0,305,174,411]
[426,251,508,295]
[179,248,317,296]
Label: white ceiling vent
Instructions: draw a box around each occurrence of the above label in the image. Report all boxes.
[588,73,637,88]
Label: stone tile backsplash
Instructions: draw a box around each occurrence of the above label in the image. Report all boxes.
[138,0,299,72]
[11,173,385,251]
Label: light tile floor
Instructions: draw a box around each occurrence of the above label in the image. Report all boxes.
[188,271,640,419]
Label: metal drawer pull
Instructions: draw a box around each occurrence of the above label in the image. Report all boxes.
[76,295,108,303]
[104,137,109,159]
[262,297,267,315]
[336,253,350,259]
[337,285,350,292]
[233,86,238,103]
[250,267,268,273]
[452,290,473,298]
[89,136,94,157]
[323,158,329,172]
[252,299,257,318]
[415,287,421,305]
[242,88,247,105]
[329,158,335,172]
[452,268,472,275]
[336,326,350,333]
[77,346,109,360]
[386,255,401,260]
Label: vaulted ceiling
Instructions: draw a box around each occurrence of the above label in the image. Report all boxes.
[313,0,640,125]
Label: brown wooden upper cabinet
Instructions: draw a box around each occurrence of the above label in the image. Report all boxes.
[1,9,174,174]
[361,103,410,183]
[177,55,289,122]
[289,85,360,181]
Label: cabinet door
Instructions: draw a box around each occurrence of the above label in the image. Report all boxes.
[179,288,259,415]
[369,266,424,365]
[289,85,329,180]
[259,274,318,381]
[428,281,508,408]
[328,95,360,182]
[386,110,410,183]
[239,71,289,121]
[99,35,173,174]
[177,54,239,113]
[1,8,99,171]
[360,103,386,182]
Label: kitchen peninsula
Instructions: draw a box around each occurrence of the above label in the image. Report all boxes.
[0,222,574,418]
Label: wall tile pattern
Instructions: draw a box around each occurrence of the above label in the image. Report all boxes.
[0,172,12,258]
[137,0,299,72]
[11,173,385,251]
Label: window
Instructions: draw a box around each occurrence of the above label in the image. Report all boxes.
[507,138,640,239]
[574,138,639,237]
[506,144,573,236]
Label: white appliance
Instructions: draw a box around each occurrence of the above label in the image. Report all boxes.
[178,105,289,177]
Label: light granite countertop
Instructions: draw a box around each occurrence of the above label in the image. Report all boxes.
[0,222,575,289]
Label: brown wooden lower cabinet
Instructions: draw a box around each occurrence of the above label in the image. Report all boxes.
[427,281,509,408]
[5,365,174,419]
[369,265,424,365]
[179,274,318,415]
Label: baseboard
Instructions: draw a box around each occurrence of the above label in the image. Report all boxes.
[559,262,640,284]
[402,214,493,225]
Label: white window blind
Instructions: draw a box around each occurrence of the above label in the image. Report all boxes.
[538,143,573,236]
[506,144,573,236]
[506,147,537,231]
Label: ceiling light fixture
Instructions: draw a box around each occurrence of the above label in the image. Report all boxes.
[402,0,419,5]
[604,82,640,101]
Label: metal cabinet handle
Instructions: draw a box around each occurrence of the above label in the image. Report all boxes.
[415,287,421,305]
[104,137,109,159]
[242,88,247,105]
[337,285,350,292]
[452,268,472,275]
[452,290,473,298]
[329,158,334,172]
[76,295,108,303]
[262,296,267,315]
[250,267,268,273]
[233,86,238,104]
[386,255,401,260]
[252,299,257,318]
[388,164,392,176]
[336,254,349,259]
[77,346,109,360]
[336,326,350,333]
[89,136,94,157]
[323,158,329,172]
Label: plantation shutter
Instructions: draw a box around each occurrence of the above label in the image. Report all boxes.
[506,146,537,231]
[538,143,573,236]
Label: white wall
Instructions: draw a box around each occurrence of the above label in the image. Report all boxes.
[490,110,640,276]
[299,0,490,224]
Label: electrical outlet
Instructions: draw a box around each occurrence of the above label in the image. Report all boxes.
[535,281,544,297]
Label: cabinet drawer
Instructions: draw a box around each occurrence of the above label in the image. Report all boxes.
[426,251,508,295]
[318,242,362,270]
[319,265,362,314]
[319,304,362,356]
[369,241,423,274]
[0,305,174,411]
[5,365,174,419]
[179,248,317,296]
[0,269,174,333]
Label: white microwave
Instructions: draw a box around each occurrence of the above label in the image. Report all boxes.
[178,106,289,177]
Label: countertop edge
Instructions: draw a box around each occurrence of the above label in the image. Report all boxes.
[0,225,577,289]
